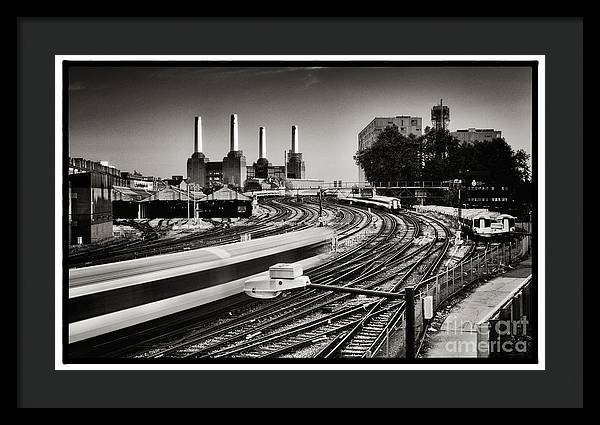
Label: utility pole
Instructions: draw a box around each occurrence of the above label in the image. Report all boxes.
[193,185,197,225]
[457,179,462,225]
[187,182,190,228]
[318,187,323,226]
[405,285,416,359]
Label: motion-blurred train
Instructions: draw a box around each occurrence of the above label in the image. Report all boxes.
[337,194,401,213]
[68,228,334,342]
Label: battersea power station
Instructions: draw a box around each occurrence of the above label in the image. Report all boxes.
[186,114,306,190]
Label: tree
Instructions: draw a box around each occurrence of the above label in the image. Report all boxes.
[420,128,461,181]
[355,126,531,193]
[354,126,421,184]
[464,138,530,187]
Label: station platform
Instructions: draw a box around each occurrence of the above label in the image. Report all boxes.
[421,258,533,358]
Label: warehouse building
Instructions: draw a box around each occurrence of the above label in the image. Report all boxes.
[112,185,204,219]
[197,187,253,218]
[451,128,503,144]
[69,157,128,187]
[68,172,113,244]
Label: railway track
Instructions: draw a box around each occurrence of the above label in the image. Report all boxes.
[315,212,452,359]
[68,198,337,268]
[80,205,465,360]
[97,205,391,358]
[75,200,375,358]
[200,213,452,360]
[233,214,447,360]
[120,209,429,359]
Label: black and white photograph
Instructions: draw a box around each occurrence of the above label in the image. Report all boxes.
[62,58,540,365]
[18,16,583,409]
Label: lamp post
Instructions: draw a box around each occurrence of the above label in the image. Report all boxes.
[187,181,190,226]
[457,179,462,225]
[186,180,199,228]
[319,187,323,218]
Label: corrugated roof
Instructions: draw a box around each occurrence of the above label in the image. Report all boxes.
[149,186,205,201]
[200,187,252,202]
[113,185,205,202]
[112,186,153,201]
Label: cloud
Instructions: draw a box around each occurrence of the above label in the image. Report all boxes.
[146,66,328,82]
[142,66,327,91]
[253,66,327,76]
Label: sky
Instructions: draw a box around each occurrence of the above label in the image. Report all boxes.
[68,65,532,182]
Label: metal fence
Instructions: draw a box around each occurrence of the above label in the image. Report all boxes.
[373,235,532,358]
[372,181,453,188]
[516,221,533,234]
[319,181,454,189]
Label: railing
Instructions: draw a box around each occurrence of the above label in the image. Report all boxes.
[318,181,455,189]
[515,221,533,234]
[372,181,453,188]
[372,234,532,357]
[476,275,533,358]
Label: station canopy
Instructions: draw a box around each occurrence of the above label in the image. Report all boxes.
[112,185,204,202]
[200,187,252,202]
[148,186,205,202]
[112,186,153,202]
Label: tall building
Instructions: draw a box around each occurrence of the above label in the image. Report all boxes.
[431,99,450,131]
[357,116,423,183]
[253,126,270,179]
[451,128,502,144]
[286,125,306,179]
[221,113,247,187]
[186,116,209,186]
[69,172,113,244]
[247,126,287,183]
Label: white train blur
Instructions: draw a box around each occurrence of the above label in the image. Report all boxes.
[337,192,401,214]
[417,205,516,239]
[68,228,334,343]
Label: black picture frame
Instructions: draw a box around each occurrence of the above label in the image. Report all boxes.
[17,17,583,408]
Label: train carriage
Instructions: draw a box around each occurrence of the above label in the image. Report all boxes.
[337,195,401,214]
[461,211,516,239]
[421,205,516,240]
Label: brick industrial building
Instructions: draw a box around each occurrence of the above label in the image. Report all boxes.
[450,128,503,144]
[186,114,305,190]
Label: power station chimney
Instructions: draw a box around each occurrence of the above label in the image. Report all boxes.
[230,113,239,152]
[291,125,299,153]
[194,116,202,153]
[258,127,266,159]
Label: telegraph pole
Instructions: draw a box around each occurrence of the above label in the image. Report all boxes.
[318,187,323,226]
[405,285,416,359]
[187,182,190,228]
[457,179,462,224]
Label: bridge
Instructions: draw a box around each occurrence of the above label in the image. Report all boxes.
[282,180,455,203]
[318,181,455,190]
